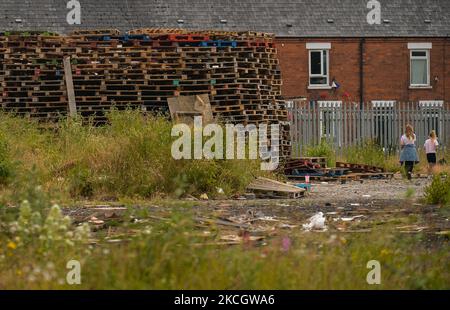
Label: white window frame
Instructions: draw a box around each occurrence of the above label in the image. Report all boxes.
[419,100,443,108]
[371,100,396,108]
[409,49,430,87]
[307,43,331,89]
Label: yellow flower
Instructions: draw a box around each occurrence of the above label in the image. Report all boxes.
[7,241,17,250]
[380,248,391,256]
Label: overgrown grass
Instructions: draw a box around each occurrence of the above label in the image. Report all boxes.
[305,139,336,167]
[344,140,385,167]
[424,173,450,206]
[0,206,448,290]
[0,111,262,203]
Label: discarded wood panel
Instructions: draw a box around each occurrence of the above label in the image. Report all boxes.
[247,177,305,199]
[167,94,214,124]
[63,56,77,117]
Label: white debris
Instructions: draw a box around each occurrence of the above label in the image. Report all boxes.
[303,212,327,231]
[334,215,365,222]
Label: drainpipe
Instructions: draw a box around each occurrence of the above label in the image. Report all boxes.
[359,38,365,107]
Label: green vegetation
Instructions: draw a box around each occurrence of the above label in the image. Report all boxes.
[344,140,385,167]
[0,205,448,290]
[0,111,449,290]
[305,138,336,167]
[0,111,261,202]
[424,173,450,206]
[0,133,13,185]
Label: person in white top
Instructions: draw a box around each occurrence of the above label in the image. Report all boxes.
[424,130,439,174]
[399,124,419,180]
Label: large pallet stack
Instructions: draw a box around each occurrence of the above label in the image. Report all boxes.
[0,29,290,157]
[0,31,67,120]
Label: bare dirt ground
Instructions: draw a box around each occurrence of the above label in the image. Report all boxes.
[64,178,450,245]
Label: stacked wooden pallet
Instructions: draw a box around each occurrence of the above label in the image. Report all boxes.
[0,29,290,157]
[285,158,393,181]
[0,32,68,120]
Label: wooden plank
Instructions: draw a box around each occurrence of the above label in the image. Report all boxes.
[63,56,77,117]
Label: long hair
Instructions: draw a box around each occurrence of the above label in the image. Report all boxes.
[429,130,437,141]
[405,124,414,140]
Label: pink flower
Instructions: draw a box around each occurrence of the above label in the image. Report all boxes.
[281,236,291,252]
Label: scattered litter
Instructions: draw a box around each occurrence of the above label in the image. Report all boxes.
[199,193,209,200]
[302,212,327,231]
[88,216,105,225]
[294,183,312,191]
[247,177,305,199]
[350,203,361,206]
[216,187,224,194]
[334,215,365,222]
[276,203,290,207]
[279,223,298,229]
[362,195,371,198]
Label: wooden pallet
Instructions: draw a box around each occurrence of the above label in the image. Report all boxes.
[247,177,305,199]
[335,162,385,173]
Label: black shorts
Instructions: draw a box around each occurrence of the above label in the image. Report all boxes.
[427,153,437,164]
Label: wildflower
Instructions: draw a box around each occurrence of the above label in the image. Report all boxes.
[7,241,17,250]
[281,236,291,252]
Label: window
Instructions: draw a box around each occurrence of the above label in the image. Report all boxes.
[309,50,329,87]
[410,50,430,86]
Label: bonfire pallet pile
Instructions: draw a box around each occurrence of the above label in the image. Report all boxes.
[0,29,290,157]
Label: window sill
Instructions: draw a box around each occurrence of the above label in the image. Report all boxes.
[308,85,332,90]
[409,85,432,89]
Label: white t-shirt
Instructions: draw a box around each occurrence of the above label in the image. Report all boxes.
[424,138,439,154]
[401,134,416,146]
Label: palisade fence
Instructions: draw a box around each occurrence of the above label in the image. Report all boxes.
[288,101,450,158]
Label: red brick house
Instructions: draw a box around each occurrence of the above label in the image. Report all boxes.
[278,38,450,104]
[1,0,448,105]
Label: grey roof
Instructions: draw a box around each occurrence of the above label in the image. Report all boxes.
[0,0,449,37]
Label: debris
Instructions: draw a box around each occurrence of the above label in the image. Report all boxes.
[294,183,312,191]
[216,187,225,195]
[167,94,214,124]
[199,193,209,200]
[88,216,105,225]
[302,212,327,231]
[247,177,305,199]
[335,215,365,222]
[244,193,256,200]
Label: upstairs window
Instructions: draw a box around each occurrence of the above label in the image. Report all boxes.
[307,43,331,88]
[410,50,430,86]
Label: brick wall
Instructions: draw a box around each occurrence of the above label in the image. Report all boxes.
[276,37,450,104]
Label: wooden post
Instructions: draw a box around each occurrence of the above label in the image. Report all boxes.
[63,56,77,117]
